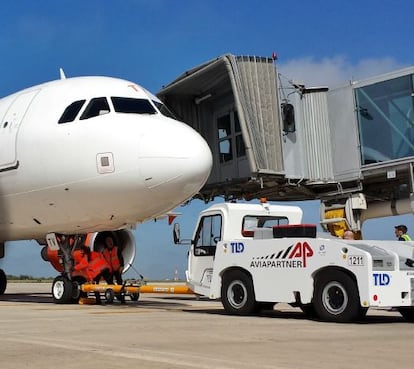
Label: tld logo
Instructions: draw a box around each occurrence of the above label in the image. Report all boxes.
[373,273,390,286]
[231,242,244,253]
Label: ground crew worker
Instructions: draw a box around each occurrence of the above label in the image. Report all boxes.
[73,246,111,304]
[102,236,125,303]
[72,246,90,280]
[103,236,124,284]
[394,225,412,241]
[89,250,112,304]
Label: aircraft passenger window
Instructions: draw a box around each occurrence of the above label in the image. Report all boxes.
[80,97,110,120]
[58,100,86,123]
[111,97,157,114]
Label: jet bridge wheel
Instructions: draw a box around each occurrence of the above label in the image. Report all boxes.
[313,270,362,323]
[221,270,257,316]
[52,276,74,304]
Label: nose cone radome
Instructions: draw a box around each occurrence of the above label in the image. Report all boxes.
[138,121,212,202]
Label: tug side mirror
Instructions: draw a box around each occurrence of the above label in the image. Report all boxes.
[173,223,180,244]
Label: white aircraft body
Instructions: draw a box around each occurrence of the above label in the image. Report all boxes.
[0,75,212,302]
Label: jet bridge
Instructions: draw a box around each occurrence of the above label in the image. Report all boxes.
[158,54,339,201]
[158,55,414,234]
[158,55,292,200]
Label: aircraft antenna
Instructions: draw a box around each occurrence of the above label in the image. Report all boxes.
[59,68,66,80]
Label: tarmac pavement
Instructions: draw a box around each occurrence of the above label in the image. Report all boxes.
[0,282,413,369]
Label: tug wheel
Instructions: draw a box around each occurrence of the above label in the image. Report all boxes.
[313,270,361,322]
[221,270,257,315]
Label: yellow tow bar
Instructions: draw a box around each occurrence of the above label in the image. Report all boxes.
[79,283,194,304]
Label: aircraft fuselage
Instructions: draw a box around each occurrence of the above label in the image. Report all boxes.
[0,76,212,242]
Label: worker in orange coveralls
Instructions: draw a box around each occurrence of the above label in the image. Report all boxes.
[102,236,125,303]
[73,245,111,304]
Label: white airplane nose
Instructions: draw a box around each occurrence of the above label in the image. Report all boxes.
[138,121,212,201]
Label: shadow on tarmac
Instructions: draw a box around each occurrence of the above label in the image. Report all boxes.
[0,291,411,324]
[0,291,194,309]
[182,305,410,324]
[0,292,52,304]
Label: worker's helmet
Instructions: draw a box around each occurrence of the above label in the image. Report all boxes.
[395,225,408,233]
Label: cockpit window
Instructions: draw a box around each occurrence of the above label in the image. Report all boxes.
[153,101,177,119]
[58,100,86,123]
[80,97,110,120]
[111,97,157,114]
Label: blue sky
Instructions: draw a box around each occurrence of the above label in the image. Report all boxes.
[1,0,414,279]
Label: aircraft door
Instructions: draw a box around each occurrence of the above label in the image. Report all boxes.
[187,213,222,295]
[0,90,39,171]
